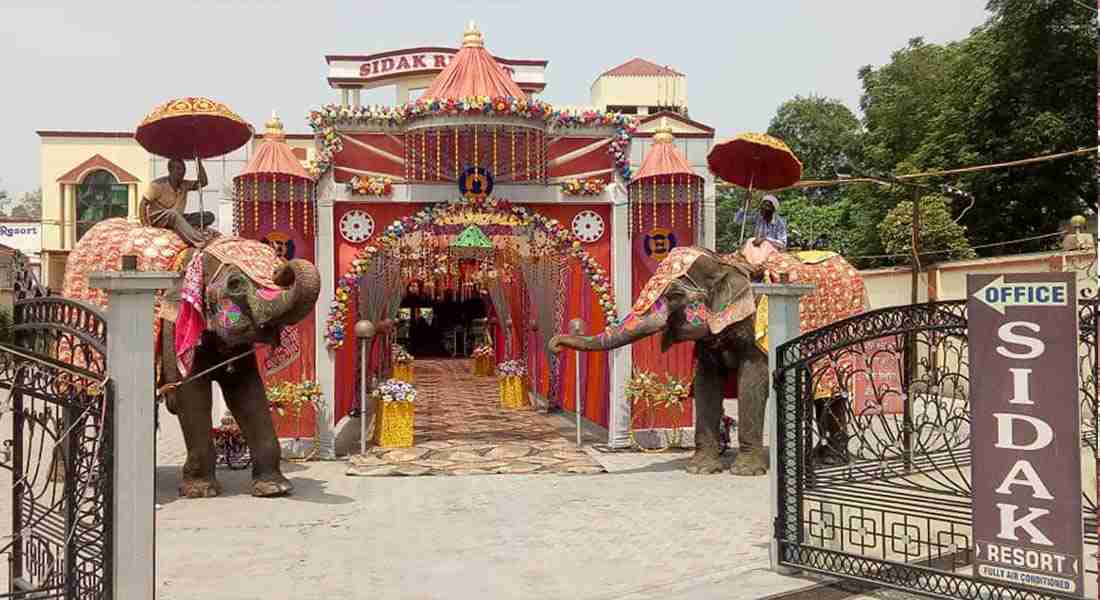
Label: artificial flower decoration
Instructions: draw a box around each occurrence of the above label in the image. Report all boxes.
[372,379,417,403]
[471,344,494,359]
[348,175,393,196]
[391,343,414,364]
[560,178,607,196]
[496,359,527,379]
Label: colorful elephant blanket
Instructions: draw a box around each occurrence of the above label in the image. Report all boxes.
[632,246,757,334]
[61,218,287,380]
[752,250,868,400]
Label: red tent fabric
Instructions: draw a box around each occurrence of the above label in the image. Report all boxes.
[239,114,310,180]
[422,22,525,101]
[630,119,702,186]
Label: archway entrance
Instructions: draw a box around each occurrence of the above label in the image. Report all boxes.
[330,198,616,473]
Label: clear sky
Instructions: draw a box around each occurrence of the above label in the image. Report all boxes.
[0,1,991,196]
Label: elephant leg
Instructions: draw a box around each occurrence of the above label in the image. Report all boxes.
[160,320,181,415]
[175,376,221,498]
[731,327,769,476]
[216,355,292,497]
[686,344,725,475]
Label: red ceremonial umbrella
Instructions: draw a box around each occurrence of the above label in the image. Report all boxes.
[136,97,254,219]
[706,132,802,244]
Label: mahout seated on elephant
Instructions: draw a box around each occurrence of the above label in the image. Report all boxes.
[550,246,867,476]
[62,218,321,498]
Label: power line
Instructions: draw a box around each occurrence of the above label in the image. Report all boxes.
[845,231,1066,261]
[715,146,1099,191]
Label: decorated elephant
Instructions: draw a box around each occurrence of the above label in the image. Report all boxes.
[62,218,320,498]
[550,246,866,476]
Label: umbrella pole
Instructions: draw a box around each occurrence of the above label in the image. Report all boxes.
[737,175,755,246]
[195,148,204,233]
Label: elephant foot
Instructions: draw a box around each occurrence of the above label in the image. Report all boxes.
[179,477,221,498]
[730,449,769,476]
[251,473,293,497]
[685,450,724,475]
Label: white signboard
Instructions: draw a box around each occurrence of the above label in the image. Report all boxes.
[0,222,42,256]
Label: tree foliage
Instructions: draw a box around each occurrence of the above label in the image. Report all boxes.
[755,0,1095,266]
[878,196,977,264]
[9,188,42,220]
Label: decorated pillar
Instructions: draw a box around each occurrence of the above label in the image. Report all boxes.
[314,172,338,459]
[609,178,633,448]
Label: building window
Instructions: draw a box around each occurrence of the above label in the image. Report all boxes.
[606,105,639,115]
[76,170,128,241]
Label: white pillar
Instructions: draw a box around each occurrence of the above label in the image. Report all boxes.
[89,270,179,600]
[313,174,338,459]
[352,89,362,108]
[701,172,717,250]
[340,89,350,107]
[754,282,814,575]
[607,180,633,448]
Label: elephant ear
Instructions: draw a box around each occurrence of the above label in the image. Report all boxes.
[704,262,755,335]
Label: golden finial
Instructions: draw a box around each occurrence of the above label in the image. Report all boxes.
[462,20,484,48]
[653,116,674,144]
[264,111,285,141]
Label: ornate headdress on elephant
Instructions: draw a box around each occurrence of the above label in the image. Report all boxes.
[60,218,314,382]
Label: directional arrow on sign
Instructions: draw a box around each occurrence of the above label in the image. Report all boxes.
[971,275,1069,315]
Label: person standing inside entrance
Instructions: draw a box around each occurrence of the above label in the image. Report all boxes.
[139,158,216,247]
[735,194,788,265]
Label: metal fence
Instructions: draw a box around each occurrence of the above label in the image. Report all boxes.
[773,298,1097,600]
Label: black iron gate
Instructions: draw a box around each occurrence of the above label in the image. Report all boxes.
[0,255,112,599]
[773,299,1097,600]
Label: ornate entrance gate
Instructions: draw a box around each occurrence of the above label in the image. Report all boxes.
[0,255,112,598]
[773,299,1097,599]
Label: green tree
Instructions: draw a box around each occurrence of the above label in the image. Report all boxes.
[767,95,863,183]
[855,0,1096,256]
[878,196,977,264]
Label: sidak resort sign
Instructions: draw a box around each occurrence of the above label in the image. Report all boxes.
[326,48,547,92]
[967,273,1084,597]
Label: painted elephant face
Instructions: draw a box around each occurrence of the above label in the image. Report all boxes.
[204,258,321,349]
[549,248,754,354]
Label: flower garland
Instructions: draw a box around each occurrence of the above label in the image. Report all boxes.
[471,344,494,359]
[496,359,526,379]
[560,178,607,196]
[392,343,413,364]
[324,196,619,350]
[372,379,416,403]
[348,175,393,196]
[306,98,637,182]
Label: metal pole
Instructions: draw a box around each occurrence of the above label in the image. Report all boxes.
[569,318,585,448]
[904,187,920,471]
[356,320,376,456]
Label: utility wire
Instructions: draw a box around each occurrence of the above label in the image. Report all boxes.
[715,146,1099,191]
[846,231,1066,261]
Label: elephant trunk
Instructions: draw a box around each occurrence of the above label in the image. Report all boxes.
[268,259,321,326]
[549,302,668,353]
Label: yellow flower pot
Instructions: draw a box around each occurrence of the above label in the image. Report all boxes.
[473,355,493,376]
[499,375,528,409]
[373,399,414,448]
[393,362,414,384]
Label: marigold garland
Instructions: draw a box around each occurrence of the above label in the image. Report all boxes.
[324,196,619,350]
[560,178,607,196]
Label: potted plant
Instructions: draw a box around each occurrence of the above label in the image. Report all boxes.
[391,343,414,383]
[372,378,417,448]
[496,360,528,409]
[267,380,323,460]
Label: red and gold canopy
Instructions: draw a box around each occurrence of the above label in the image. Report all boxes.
[233,114,314,237]
[628,119,703,234]
[421,21,526,101]
[136,97,253,160]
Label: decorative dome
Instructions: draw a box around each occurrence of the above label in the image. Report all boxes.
[238,111,309,180]
[631,118,698,184]
[421,21,526,101]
